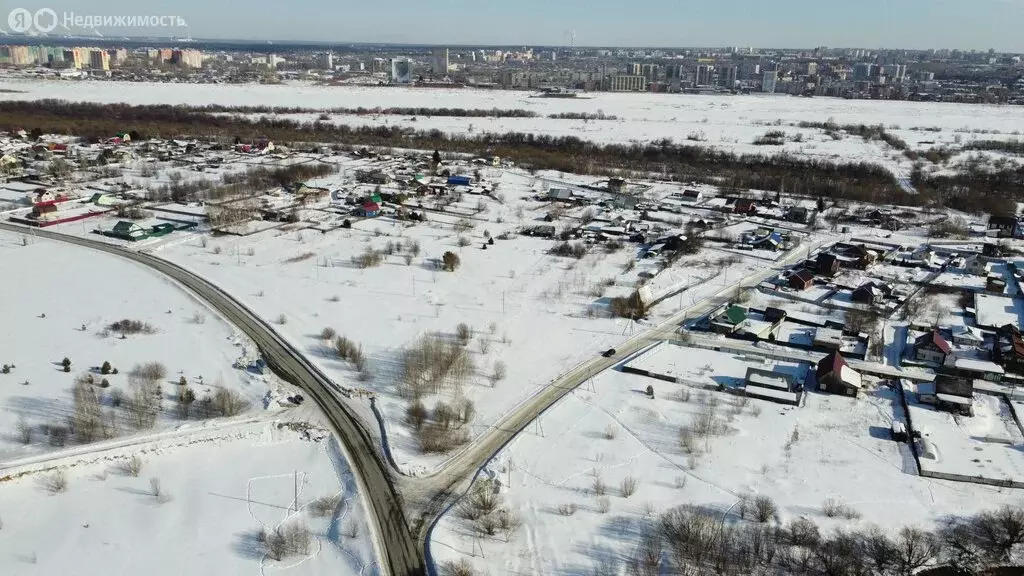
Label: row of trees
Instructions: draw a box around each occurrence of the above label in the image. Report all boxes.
[0,100,906,206]
[9,99,1024,214]
[614,504,1024,576]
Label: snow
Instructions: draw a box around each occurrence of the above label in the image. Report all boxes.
[624,342,808,390]
[974,293,1024,328]
[910,399,1024,483]
[953,358,1005,375]
[5,78,1024,179]
[430,366,1022,575]
[60,167,783,475]
[840,365,863,388]
[0,230,268,462]
[0,423,371,576]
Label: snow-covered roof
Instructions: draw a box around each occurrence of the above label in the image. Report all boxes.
[953,358,1005,375]
[936,393,973,406]
[745,386,800,404]
[839,364,863,388]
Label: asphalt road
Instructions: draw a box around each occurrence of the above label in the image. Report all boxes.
[0,223,424,576]
[3,222,833,576]
[411,237,828,545]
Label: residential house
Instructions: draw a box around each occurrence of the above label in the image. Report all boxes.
[744,368,801,405]
[987,215,1022,239]
[108,220,149,241]
[816,253,840,277]
[915,329,951,365]
[982,243,1004,258]
[813,328,844,351]
[950,325,985,348]
[763,307,788,324]
[785,206,810,224]
[361,201,381,217]
[733,198,756,215]
[710,305,748,334]
[681,189,702,200]
[753,231,784,251]
[815,351,862,397]
[852,282,886,305]
[965,257,992,277]
[0,154,21,173]
[987,277,1007,294]
[994,325,1024,375]
[842,244,878,269]
[932,373,975,416]
[788,269,815,291]
[945,358,1004,383]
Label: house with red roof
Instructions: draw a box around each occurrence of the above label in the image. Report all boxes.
[815,351,861,397]
[361,201,380,217]
[787,268,815,291]
[994,325,1024,375]
[914,329,951,365]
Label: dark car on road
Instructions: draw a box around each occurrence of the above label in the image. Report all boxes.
[602,348,616,358]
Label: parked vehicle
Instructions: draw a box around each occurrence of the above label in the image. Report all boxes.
[602,348,616,358]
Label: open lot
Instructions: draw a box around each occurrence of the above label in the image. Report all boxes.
[430,360,1022,575]
[0,424,371,576]
[3,79,1024,179]
[0,230,271,463]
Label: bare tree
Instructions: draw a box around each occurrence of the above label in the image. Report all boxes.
[213,388,249,416]
[265,520,312,560]
[45,470,68,494]
[124,455,143,477]
[440,558,479,576]
[16,417,31,444]
[753,495,777,523]
[591,469,607,496]
[497,508,523,542]
[620,475,638,498]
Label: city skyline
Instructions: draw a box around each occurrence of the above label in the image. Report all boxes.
[5,0,1024,52]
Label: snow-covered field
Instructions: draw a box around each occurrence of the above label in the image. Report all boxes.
[3,78,1024,178]
[134,169,773,473]
[0,423,372,576]
[429,358,1023,575]
[0,230,270,463]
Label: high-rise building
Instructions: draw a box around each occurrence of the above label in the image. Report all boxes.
[805,62,819,75]
[718,65,738,88]
[879,64,905,82]
[640,63,660,82]
[762,70,778,93]
[9,45,32,66]
[390,58,413,83]
[695,64,715,86]
[316,52,333,70]
[431,47,449,75]
[108,48,128,67]
[89,49,110,71]
[607,75,646,92]
[170,49,203,68]
[852,62,874,81]
[63,48,87,69]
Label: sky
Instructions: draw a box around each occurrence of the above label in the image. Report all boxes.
[6,0,1024,51]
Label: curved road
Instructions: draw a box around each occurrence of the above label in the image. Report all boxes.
[4,222,833,576]
[0,223,424,576]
